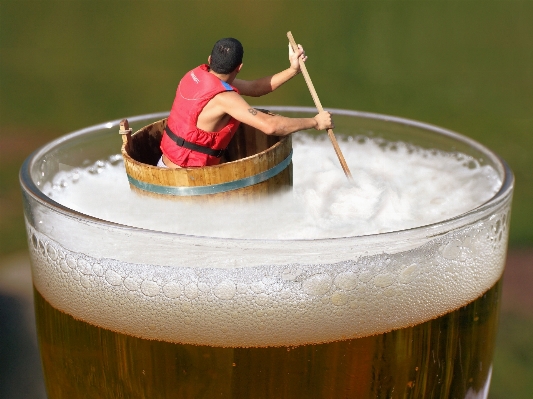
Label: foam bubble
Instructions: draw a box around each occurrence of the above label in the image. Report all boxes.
[214,281,237,300]
[333,272,358,290]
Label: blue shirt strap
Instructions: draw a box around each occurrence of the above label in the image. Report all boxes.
[220,80,234,91]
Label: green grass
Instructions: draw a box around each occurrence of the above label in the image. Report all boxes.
[490,312,533,399]
[0,161,27,256]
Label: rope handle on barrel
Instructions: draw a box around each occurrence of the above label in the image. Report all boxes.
[119,119,132,146]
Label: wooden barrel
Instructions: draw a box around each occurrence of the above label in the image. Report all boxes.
[119,115,293,200]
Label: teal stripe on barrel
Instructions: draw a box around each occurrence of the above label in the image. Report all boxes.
[127,150,293,196]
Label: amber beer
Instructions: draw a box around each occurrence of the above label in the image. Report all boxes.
[34,280,500,399]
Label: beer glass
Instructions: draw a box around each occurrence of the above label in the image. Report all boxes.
[20,107,513,398]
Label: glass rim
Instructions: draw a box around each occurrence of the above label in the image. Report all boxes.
[20,106,514,243]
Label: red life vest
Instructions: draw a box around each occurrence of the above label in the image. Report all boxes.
[160,64,241,167]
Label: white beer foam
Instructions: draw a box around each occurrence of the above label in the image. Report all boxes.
[43,134,501,239]
[29,134,509,347]
[28,213,509,347]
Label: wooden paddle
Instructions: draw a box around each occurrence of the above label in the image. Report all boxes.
[287,31,353,179]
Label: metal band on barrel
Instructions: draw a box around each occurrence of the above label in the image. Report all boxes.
[127,150,293,196]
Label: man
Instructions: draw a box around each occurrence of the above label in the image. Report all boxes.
[160,38,334,168]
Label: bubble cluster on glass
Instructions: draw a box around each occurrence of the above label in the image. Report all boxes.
[27,208,509,348]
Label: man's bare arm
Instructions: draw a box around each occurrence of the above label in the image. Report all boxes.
[232,45,307,97]
[215,91,332,136]
[232,68,298,97]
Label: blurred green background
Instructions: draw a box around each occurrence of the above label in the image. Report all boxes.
[0,1,532,398]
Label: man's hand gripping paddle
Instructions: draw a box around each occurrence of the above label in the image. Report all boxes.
[287,31,353,179]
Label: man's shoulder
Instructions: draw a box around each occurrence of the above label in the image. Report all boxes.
[206,90,248,116]
[212,90,243,105]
